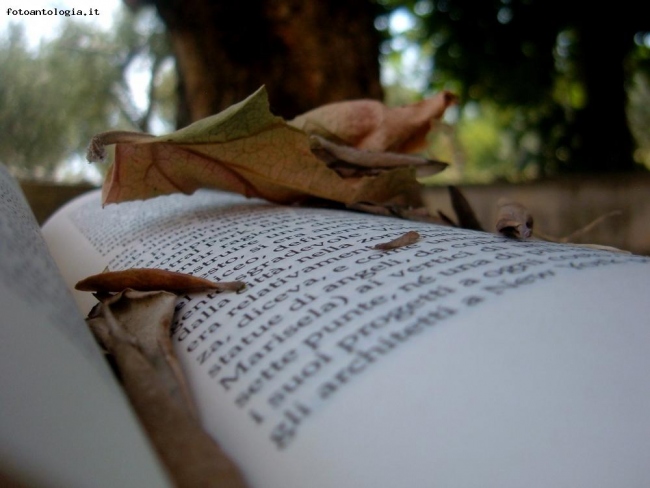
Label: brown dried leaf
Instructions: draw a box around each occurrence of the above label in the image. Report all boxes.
[373,231,421,250]
[88,87,455,208]
[347,202,445,224]
[395,206,447,223]
[309,134,448,178]
[436,210,457,227]
[289,91,457,153]
[86,295,247,487]
[346,201,397,218]
[448,186,483,231]
[87,290,196,416]
[76,268,245,294]
[495,198,534,239]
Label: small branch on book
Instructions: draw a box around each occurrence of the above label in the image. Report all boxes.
[534,210,624,246]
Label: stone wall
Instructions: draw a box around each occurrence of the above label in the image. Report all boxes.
[424,174,650,255]
[20,181,95,225]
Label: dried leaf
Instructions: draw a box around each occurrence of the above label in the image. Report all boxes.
[495,198,534,239]
[373,231,421,250]
[87,290,196,415]
[289,91,457,153]
[347,201,399,218]
[86,294,247,487]
[395,206,447,223]
[347,202,445,224]
[448,186,483,231]
[436,210,457,227]
[88,87,454,208]
[309,134,448,178]
[76,268,245,293]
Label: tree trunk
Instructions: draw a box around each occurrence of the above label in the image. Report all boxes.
[567,13,638,172]
[148,0,383,126]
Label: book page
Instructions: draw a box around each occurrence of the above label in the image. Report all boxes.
[44,188,650,488]
[0,166,171,488]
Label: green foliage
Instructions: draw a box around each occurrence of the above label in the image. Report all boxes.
[0,8,175,181]
[628,73,650,170]
[457,103,515,178]
[0,24,78,179]
[380,0,649,176]
[628,36,650,170]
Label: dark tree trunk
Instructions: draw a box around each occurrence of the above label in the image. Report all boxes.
[565,12,638,172]
[148,0,383,126]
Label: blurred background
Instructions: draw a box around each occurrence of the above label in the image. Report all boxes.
[2,0,650,252]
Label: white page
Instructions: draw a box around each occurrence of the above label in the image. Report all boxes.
[0,166,171,487]
[44,188,650,488]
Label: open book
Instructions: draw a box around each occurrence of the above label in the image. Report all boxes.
[0,165,171,487]
[3,161,650,487]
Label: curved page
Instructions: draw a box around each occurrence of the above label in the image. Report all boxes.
[43,188,650,488]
